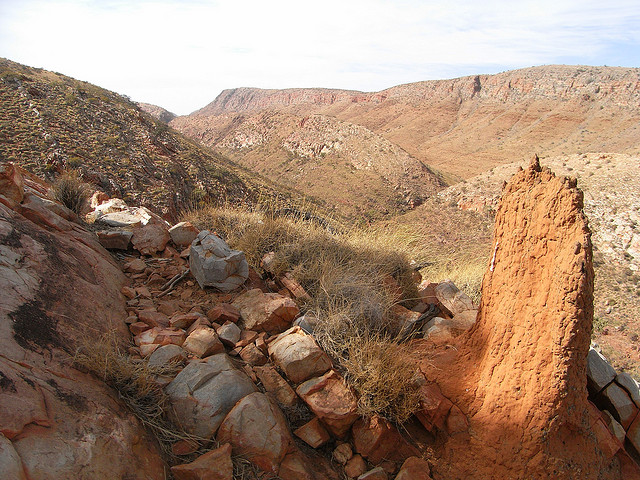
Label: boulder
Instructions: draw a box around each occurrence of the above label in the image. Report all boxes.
[597,382,639,429]
[615,372,640,407]
[217,322,241,347]
[344,454,367,478]
[268,326,332,383]
[294,417,331,448]
[130,207,171,255]
[190,231,248,291]
[587,348,617,395]
[232,289,299,334]
[296,370,359,437]
[182,326,225,358]
[96,229,132,250]
[171,443,233,480]
[148,344,185,367]
[434,280,475,316]
[254,364,299,408]
[0,196,165,478]
[0,433,27,480]
[395,457,432,480]
[352,416,419,465]
[217,392,295,474]
[0,162,24,203]
[169,221,199,247]
[357,467,388,480]
[165,353,257,438]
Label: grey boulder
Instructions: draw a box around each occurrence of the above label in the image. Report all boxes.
[190,231,249,292]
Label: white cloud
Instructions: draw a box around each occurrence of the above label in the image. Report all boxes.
[0,0,638,114]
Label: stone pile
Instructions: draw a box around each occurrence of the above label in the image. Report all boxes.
[588,347,640,457]
[90,193,469,479]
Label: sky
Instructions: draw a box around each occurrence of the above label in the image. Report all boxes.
[1,0,639,115]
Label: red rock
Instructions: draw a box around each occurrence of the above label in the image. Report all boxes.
[97,230,132,250]
[171,443,233,480]
[235,329,259,348]
[139,343,160,357]
[186,318,212,335]
[169,221,199,247]
[138,310,170,328]
[125,315,138,324]
[256,332,269,354]
[124,258,147,273]
[333,443,353,464]
[129,321,151,336]
[170,312,202,329]
[171,439,200,456]
[183,326,224,358]
[254,364,298,408]
[296,370,359,438]
[395,457,432,480]
[352,416,419,465]
[294,417,331,448]
[445,405,469,435]
[415,383,453,432]
[207,303,241,324]
[278,451,318,480]
[0,162,24,203]
[239,343,268,366]
[232,289,300,334]
[357,467,388,480]
[121,286,137,299]
[136,286,152,298]
[344,454,367,478]
[279,273,311,301]
[216,392,295,474]
[268,326,332,383]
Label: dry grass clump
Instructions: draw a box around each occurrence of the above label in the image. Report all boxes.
[72,335,200,459]
[52,170,90,216]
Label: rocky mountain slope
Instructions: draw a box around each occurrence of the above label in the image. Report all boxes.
[0,58,298,220]
[173,65,640,186]
[173,110,444,219]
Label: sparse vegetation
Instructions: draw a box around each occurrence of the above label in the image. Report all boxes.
[52,170,90,216]
[185,202,423,423]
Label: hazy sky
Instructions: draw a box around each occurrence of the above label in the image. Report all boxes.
[1,0,639,115]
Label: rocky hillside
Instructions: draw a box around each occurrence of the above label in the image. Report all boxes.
[0,58,299,220]
[174,65,640,184]
[173,110,444,219]
[137,102,177,123]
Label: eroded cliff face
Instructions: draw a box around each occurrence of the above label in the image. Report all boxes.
[419,157,633,479]
[195,66,640,115]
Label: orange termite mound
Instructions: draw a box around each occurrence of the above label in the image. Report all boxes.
[419,156,639,479]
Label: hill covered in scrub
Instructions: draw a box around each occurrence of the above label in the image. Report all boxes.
[0,58,303,220]
[172,65,640,186]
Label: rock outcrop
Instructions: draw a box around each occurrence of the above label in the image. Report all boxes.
[419,157,636,479]
[0,165,165,479]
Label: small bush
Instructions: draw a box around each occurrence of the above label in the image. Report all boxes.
[53,170,90,216]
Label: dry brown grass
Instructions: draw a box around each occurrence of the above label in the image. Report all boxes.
[184,203,424,423]
[52,170,90,216]
[72,335,204,460]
